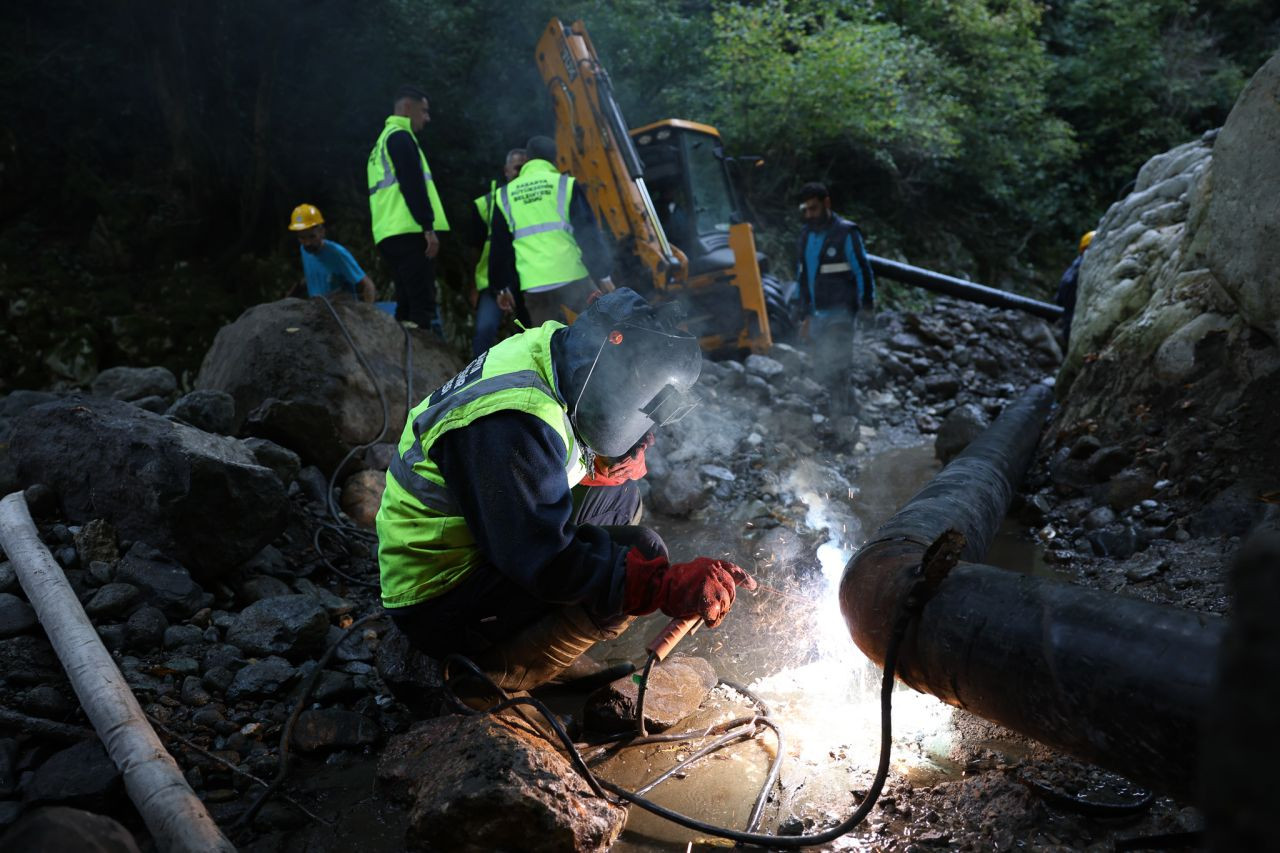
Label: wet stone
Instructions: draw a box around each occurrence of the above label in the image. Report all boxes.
[1125,564,1162,583]
[325,625,375,663]
[226,595,329,659]
[1089,527,1140,559]
[73,519,119,566]
[744,354,786,381]
[180,676,211,707]
[0,635,60,685]
[584,654,718,733]
[242,438,302,488]
[226,656,297,701]
[124,605,168,651]
[166,389,235,435]
[699,464,736,482]
[190,706,225,730]
[235,575,291,604]
[162,624,205,650]
[0,594,36,637]
[84,583,140,620]
[115,543,206,619]
[86,560,113,586]
[21,685,72,719]
[202,643,244,673]
[96,624,125,653]
[22,483,58,519]
[1087,446,1132,481]
[0,738,16,798]
[1083,506,1117,530]
[379,715,626,852]
[90,365,176,402]
[648,468,712,518]
[312,670,361,704]
[203,666,235,694]
[23,740,122,810]
[292,579,355,617]
[291,709,381,752]
[0,805,141,853]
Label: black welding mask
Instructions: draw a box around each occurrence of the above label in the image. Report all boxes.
[558,288,701,458]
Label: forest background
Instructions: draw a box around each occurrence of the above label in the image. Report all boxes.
[1,0,1276,389]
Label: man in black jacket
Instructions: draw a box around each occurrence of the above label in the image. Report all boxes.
[794,182,876,413]
[367,85,450,333]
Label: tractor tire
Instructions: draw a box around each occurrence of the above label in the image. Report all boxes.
[762,274,795,342]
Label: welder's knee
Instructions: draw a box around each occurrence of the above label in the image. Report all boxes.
[602,524,668,561]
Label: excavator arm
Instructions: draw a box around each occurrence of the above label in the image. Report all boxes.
[535,19,685,290]
[535,18,773,354]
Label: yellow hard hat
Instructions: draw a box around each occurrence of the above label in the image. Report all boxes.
[288,203,324,231]
[1078,230,1096,253]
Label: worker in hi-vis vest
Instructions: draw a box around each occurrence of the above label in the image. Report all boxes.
[375,289,756,696]
[486,135,614,326]
[367,84,450,333]
[468,148,529,356]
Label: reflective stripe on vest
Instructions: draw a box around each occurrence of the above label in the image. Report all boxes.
[818,262,852,274]
[474,182,497,290]
[367,115,450,243]
[495,160,589,291]
[375,323,588,608]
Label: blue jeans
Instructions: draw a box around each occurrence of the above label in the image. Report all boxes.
[472,289,504,357]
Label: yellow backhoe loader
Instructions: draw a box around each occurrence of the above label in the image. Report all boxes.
[535,18,791,355]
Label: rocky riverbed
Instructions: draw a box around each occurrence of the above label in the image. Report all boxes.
[0,281,1257,851]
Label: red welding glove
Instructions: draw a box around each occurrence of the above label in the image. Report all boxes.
[580,433,654,487]
[622,551,756,628]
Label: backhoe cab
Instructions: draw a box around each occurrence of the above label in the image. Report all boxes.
[536,18,781,354]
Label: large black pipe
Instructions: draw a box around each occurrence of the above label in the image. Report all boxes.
[840,383,1223,801]
[868,254,1064,321]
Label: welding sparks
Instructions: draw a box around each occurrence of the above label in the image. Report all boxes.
[744,473,957,794]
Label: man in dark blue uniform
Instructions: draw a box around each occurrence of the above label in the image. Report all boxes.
[794,182,876,413]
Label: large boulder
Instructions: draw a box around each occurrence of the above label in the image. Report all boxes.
[194,298,462,471]
[8,397,288,581]
[379,715,626,852]
[1055,51,1280,495]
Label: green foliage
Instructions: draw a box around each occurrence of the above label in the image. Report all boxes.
[1043,0,1260,222]
[0,0,1276,389]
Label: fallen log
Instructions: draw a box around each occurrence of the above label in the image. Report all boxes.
[0,491,236,853]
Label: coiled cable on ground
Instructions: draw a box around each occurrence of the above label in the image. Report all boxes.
[439,581,925,848]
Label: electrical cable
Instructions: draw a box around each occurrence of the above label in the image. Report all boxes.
[438,583,926,848]
[309,296,416,587]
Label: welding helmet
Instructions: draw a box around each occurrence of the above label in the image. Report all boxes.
[558,288,701,458]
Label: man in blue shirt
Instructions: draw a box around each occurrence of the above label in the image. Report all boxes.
[794,182,876,413]
[287,203,376,302]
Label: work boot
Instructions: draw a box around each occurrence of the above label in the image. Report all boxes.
[471,605,635,693]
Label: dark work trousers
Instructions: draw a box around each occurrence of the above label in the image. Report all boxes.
[389,480,663,659]
[472,289,503,357]
[472,288,533,357]
[810,309,857,416]
[378,232,437,330]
